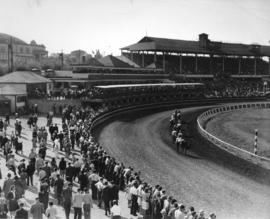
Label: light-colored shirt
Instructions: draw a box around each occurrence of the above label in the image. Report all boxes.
[83,193,93,206]
[130,186,138,196]
[175,209,186,219]
[111,205,121,216]
[95,181,104,191]
[73,193,83,208]
[45,206,57,219]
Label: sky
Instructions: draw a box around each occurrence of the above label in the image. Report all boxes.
[0,0,270,55]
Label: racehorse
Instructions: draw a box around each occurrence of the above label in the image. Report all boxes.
[181,139,191,155]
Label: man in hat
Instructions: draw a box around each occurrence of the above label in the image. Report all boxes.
[65,163,74,182]
[18,159,26,175]
[174,204,186,219]
[102,181,111,216]
[43,161,51,179]
[73,188,83,219]
[62,183,73,219]
[45,201,57,219]
[39,179,50,210]
[54,174,64,205]
[30,197,44,219]
[82,189,93,219]
[14,203,28,219]
[3,173,14,198]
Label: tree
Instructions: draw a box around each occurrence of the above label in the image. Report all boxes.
[91,49,103,59]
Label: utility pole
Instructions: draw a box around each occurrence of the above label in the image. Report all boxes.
[59,50,64,70]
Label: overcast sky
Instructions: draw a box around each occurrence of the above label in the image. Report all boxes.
[0,0,269,55]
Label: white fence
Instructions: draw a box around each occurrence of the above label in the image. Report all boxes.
[197,101,270,170]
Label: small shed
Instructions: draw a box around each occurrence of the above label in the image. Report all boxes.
[0,71,53,97]
[0,96,11,115]
[0,84,27,113]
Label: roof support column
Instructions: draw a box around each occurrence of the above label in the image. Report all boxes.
[195,54,198,73]
[163,52,165,72]
[209,54,213,75]
[154,52,157,63]
[222,56,225,72]
[179,53,182,74]
[131,51,134,62]
[254,56,257,75]
[268,56,270,75]
[238,56,241,75]
[142,51,145,68]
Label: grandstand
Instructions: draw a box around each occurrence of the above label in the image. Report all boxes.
[121,33,270,77]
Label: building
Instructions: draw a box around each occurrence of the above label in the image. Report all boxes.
[0,71,53,95]
[0,84,26,113]
[121,34,270,76]
[0,33,48,74]
[0,96,11,115]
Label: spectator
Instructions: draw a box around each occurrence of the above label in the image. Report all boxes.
[30,197,44,219]
[73,188,83,219]
[110,200,121,219]
[62,183,73,219]
[82,189,93,219]
[14,202,28,219]
[45,201,57,219]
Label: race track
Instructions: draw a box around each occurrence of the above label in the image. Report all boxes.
[97,106,270,219]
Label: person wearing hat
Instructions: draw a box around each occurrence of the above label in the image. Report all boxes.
[45,201,57,219]
[102,181,111,216]
[198,209,206,219]
[26,161,35,186]
[54,174,64,205]
[208,213,216,219]
[174,204,186,219]
[3,173,15,198]
[82,189,93,219]
[62,183,73,219]
[30,197,44,219]
[14,202,28,219]
[73,188,83,219]
[185,206,197,219]
[18,159,26,175]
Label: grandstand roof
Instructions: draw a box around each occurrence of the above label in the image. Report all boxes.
[0,71,52,84]
[98,55,133,68]
[121,36,270,57]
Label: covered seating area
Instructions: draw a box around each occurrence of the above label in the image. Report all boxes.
[121,34,270,76]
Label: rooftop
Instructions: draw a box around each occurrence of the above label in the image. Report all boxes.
[122,35,270,57]
[0,71,52,84]
[0,84,26,95]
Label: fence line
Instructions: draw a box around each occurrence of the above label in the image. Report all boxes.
[197,101,270,170]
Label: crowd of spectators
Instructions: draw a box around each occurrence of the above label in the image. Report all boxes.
[203,79,264,98]
[0,103,217,219]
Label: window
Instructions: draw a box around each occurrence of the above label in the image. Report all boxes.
[17,96,26,102]
[20,47,23,53]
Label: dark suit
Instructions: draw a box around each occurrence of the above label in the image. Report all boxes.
[15,208,28,219]
[62,187,72,219]
[102,186,111,215]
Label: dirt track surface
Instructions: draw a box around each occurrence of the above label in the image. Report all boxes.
[97,106,270,219]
